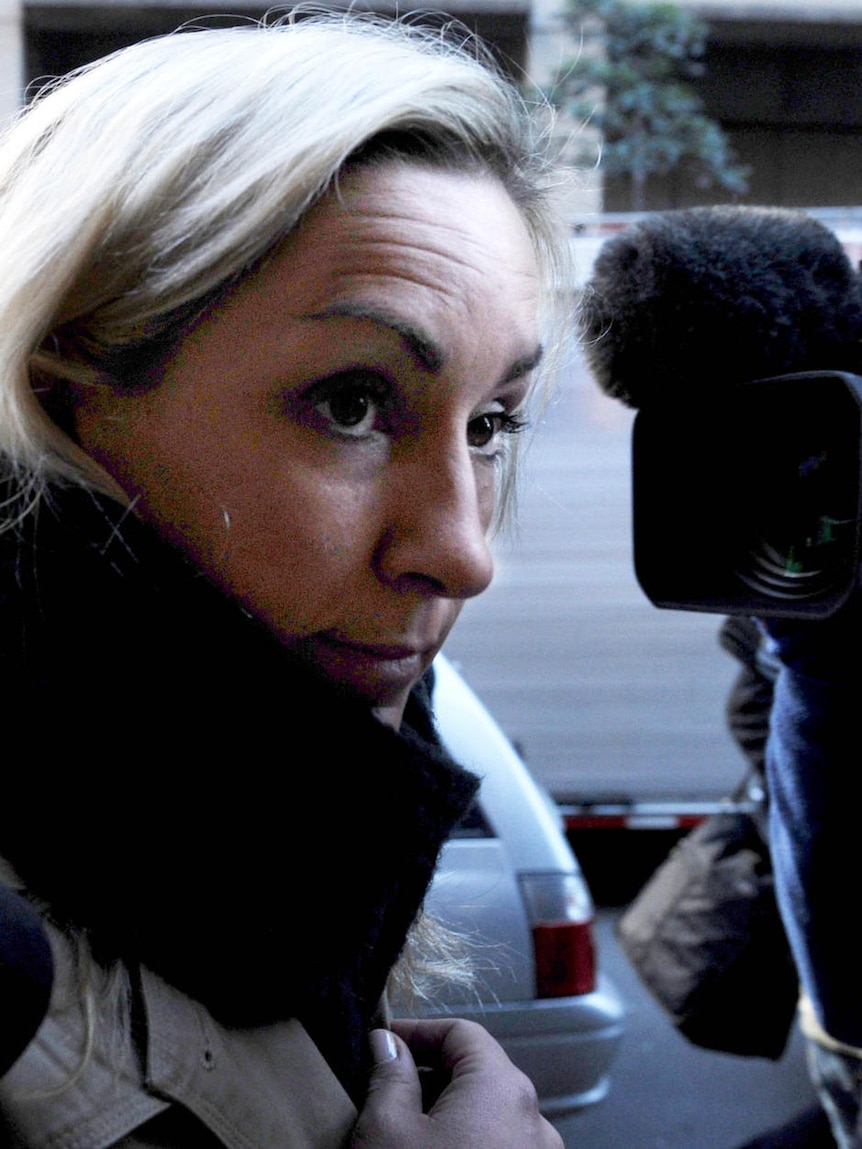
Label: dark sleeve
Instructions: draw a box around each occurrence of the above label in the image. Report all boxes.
[0,886,54,1077]
[763,606,862,1046]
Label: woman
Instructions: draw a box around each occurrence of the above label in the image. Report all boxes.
[0,14,568,1149]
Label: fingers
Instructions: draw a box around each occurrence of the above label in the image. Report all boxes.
[350,1021,564,1149]
[361,1026,469,1111]
[350,1029,423,1149]
[390,1016,514,1072]
[365,1028,424,1107]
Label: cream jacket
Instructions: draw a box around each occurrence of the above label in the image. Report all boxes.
[0,914,358,1149]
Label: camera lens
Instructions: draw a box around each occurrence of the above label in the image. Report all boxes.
[737,442,856,601]
[632,372,862,616]
[741,531,850,600]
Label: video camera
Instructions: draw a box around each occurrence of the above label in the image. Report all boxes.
[632,371,862,619]
[579,207,862,619]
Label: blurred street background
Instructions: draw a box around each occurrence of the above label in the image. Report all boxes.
[553,910,829,1149]
[444,342,745,805]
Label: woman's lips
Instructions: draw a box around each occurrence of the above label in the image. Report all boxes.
[306,633,435,701]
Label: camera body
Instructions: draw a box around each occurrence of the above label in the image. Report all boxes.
[633,370,862,619]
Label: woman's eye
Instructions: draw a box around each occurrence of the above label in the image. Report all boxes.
[322,390,375,431]
[467,408,528,455]
[310,373,388,437]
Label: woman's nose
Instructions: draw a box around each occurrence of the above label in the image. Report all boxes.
[375,443,495,601]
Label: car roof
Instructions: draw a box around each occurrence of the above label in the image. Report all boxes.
[432,654,578,875]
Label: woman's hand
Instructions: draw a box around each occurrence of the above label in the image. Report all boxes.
[351,1018,564,1149]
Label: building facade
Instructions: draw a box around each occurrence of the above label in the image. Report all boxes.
[607,0,862,211]
[0,0,859,214]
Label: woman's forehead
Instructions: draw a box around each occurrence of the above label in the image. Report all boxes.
[280,166,536,321]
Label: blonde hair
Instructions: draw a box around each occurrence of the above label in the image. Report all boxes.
[0,12,569,522]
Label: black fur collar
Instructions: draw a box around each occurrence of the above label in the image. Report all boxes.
[0,483,479,1097]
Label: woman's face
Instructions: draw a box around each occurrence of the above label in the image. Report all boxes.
[73,164,541,728]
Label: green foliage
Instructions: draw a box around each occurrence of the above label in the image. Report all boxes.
[551,0,749,209]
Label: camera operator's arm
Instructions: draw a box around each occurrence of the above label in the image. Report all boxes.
[763,600,862,1046]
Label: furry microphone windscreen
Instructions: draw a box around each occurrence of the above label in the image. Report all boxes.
[578,205,862,410]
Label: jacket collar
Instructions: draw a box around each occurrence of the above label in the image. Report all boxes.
[1,483,479,1098]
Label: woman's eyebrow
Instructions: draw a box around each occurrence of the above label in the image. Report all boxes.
[308,301,543,384]
[504,345,544,384]
[308,302,443,373]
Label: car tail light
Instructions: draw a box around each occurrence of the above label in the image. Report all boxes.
[519,873,596,998]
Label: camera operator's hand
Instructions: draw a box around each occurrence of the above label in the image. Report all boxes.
[759,587,862,684]
[351,1019,563,1149]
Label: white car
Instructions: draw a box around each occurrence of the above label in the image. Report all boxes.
[412,655,625,1118]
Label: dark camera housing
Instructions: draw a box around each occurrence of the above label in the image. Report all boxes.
[633,371,862,619]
